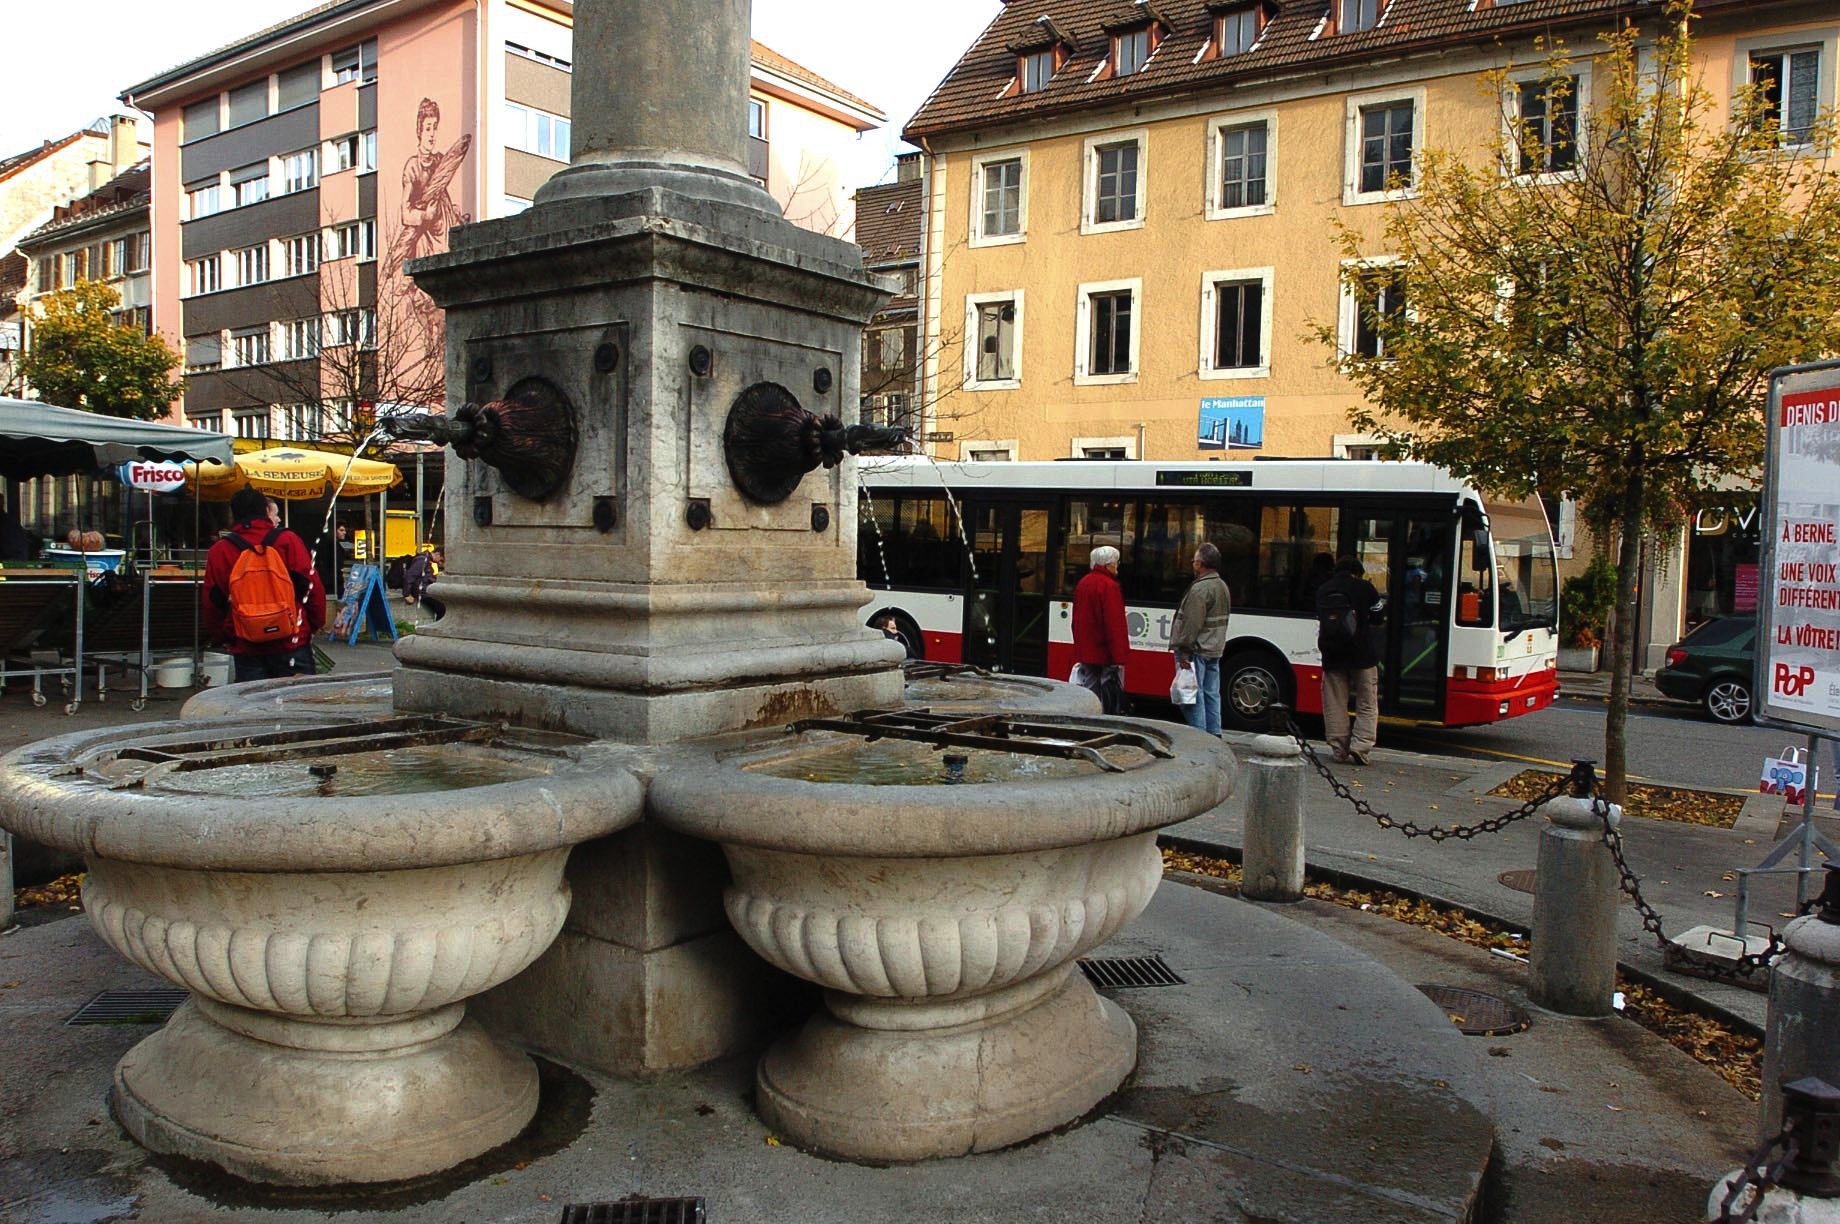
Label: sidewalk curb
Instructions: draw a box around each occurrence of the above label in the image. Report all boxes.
[1157,832,1768,1040]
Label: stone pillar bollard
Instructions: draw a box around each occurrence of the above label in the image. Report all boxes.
[1530,794,1622,1016]
[1,830,11,929]
[1241,732,1306,903]
[1761,865,1840,1140]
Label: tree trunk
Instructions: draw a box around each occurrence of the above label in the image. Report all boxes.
[1603,487,1646,805]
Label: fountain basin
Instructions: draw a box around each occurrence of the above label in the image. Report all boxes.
[648,713,1231,1162]
[0,716,644,1185]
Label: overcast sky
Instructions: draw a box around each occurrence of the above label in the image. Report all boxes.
[2,0,999,188]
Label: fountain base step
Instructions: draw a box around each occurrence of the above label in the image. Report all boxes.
[111,1001,539,1185]
[756,971,1136,1163]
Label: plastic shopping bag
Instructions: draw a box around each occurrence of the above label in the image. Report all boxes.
[1761,746,1819,807]
[1170,662,1199,706]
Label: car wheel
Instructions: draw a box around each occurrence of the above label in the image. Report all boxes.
[1222,650,1291,732]
[1703,678,1752,725]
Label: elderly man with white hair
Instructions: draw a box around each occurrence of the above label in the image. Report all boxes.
[1071,544,1131,713]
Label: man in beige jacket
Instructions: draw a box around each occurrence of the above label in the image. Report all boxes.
[1170,543,1231,734]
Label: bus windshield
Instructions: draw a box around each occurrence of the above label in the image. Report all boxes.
[1483,497,1559,633]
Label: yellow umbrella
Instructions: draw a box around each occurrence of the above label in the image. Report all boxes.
[185,447,402,501]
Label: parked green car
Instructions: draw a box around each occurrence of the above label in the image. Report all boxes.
[1655,616,1756,725]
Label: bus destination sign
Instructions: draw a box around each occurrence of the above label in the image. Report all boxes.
[1156,469,1252,488]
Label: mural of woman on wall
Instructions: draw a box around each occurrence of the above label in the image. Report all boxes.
[384,97,471,358]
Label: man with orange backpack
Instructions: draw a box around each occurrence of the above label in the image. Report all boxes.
[203,486,327,682]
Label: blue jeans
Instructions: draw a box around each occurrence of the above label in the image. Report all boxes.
[1180,655,1222,735]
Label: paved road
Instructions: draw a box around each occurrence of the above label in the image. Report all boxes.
[1390,695,1836,798]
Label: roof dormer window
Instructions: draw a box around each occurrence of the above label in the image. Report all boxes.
[1101,4,1170,79]
[1336,0,1386,34]
[1210,2,1274,57]
[1009,16,1077,95]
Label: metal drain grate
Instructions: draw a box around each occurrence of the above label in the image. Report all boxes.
[1497,869,1537,894]
[67,987,188,1026]
[560,1198,707,1224]
[1416,985,1530,1036]
[1079,955,1185,989]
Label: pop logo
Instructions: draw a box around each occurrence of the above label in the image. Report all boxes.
[1775,663,1817,697]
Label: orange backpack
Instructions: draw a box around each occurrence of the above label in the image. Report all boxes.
[226,529,303,643]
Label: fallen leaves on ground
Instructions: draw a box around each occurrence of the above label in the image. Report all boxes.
[14,872,83,911]
[1489,770,1741,828]
[1160,846,1763,1099]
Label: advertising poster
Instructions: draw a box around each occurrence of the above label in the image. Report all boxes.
[1198,396,1264,450]
[1758,363,1840,734]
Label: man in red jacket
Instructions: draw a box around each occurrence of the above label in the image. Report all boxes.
[1071,545,1131,713]
[203,486,327,682]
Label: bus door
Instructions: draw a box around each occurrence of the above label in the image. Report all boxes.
[1347,505,1455,719]
[962,499,1055,676]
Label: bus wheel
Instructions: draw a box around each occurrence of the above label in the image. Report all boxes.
[869,609,925,661]
[1222,651,1290,732]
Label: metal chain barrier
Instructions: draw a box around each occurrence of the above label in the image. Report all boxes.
[1713,1119,1797,1224]
[1288,717,1574,841]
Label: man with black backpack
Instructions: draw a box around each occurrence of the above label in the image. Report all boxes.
[204,486,327,682]
[1316,556,1383,765]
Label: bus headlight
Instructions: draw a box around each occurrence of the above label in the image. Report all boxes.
[1498,700,1511,716]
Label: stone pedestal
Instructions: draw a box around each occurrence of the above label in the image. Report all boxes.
[1530,796,1622,1017]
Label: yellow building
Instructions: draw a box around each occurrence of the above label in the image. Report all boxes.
[905,0,1834,466]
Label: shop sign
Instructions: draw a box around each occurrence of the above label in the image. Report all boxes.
[118,460,188,492]
[1758,362,1840,734]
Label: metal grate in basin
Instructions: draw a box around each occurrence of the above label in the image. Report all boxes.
[560,1199,706,1224]
[67,987,188,1025]
[1416,985,1530,1036]
[1079,955,1185,989]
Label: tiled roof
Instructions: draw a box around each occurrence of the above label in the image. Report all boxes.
[21,163,151,247]
[0,252,27,303]
[0,127,95,185]
[853,179,924,264]
[751,40,884,119]
[905,0,1750,140]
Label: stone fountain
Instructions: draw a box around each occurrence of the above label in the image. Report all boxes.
[0,0,1233,1185]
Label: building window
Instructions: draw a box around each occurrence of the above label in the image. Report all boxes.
[324,308,374,348]
[964,442,1017,462]
[502,196,532,216]
[230,327,271,368]
[63,249,87,284]
[187,256,221,296]
[233,244,269,287]
[1084,133,1145,233]
[748,98,767,140]
[325,221,375,262]
[234,409,271,440]
[359,130,378,173]
[329,41,376,86]
[36,256,59,291]
[227,80,269,128]
[1217,6,1267,56]
[1113,28,1151,76]
[284,234,319,277]
[281,149,317,195]
[186,409,225,431]
[1021,49,1056,93]
[507,41,571,71]
[103,238,127,278]
[324,133,362,175]
[1076,279,1140,383]
[1515,76,1579,176]
[1750,47,1822,145]
[282,317,319,360]
[964,291,1023,390]
[1200,268,1273,378]
[231,163,270,208]
[182,98,220,141]
[183,333,221,372]
[277,61,320,111]
[504,102,572,161]
[1341,259,1407,360]
[1345,91,1423,203]
[1338,0,1383,33]
[1213,118,1271,214]
[283,403,322,441]
[127,233,150,274]
[971,152,1025,245]
[186,179,222,220]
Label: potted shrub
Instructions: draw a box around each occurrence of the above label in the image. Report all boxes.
[1558,556,1617,671]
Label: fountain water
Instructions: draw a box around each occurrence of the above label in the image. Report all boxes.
[0,0,1234,1186]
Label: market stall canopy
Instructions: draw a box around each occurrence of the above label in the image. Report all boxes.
[184,447,403,501]
[0,398,234,480]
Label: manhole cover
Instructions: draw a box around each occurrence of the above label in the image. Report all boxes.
[560,1198,706,1224]
[67,987,188,1026]
[1498,869,1537,894]
[1079,955,1185,989]
[1416,985,1530,1036]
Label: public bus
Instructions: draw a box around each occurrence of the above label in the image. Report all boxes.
[857,457,1560,730]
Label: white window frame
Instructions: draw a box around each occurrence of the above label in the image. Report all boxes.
[962,289,1025,391]
[1071,435,1138,459]
[1074,277,1142,386]
[1198,265,1274,380]
[961,438,1018,462]
[229,326,272,369]
[1337,255,1406,361]
[323,133,359,176]
[233,243,269,288]
[968,149,1029,247]
[504,101,573,162]
[282,317,320,361]
[1206,110,1276,219]
[187,255,222,297]
[185,179,223,221]
[1332,432,1386,459]
[1504,65,1590,184]
[283,233,319,278]
[1081,129,1148,235]
[1343,87,1424,206]
[358,130,378,173]
[1733,28,1837,152]
[281,148,319,194]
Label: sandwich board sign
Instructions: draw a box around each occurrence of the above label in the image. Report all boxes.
[1757,360,1840,736]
